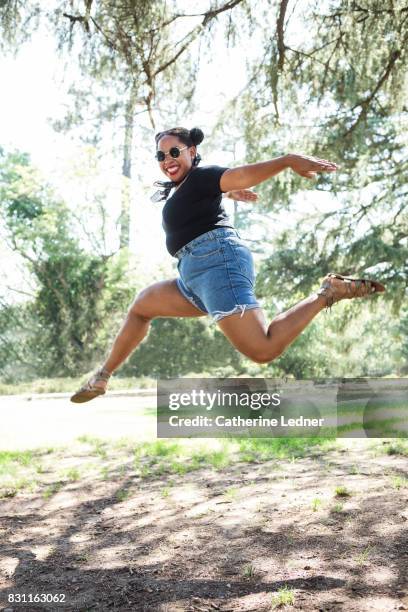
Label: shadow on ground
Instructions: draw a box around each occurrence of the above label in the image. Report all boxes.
[0,441,407,611]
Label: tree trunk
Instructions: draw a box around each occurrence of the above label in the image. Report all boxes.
[119,91,136,249]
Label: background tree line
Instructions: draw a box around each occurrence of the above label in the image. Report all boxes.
[0,0,407,383]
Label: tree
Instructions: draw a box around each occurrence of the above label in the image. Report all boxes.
[2,0,406,381]
[231,0,408,308]
[0,148,245,380]
[0,148,137,376]
[398,305,408,374]
[121,317,243,378]
[0,0,249,247]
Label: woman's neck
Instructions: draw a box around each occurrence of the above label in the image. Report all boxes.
[174,167,195,191]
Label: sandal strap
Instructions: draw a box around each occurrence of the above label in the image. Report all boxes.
[78,367,111,392]
[317,273,381,311]
[317,280,335,307]
[94,367,112,382]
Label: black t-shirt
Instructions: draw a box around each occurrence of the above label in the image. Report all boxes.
[161,165,234,256]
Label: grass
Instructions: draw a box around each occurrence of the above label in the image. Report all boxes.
[77,435,109,459]
[65,468,81,482]
[134,445,233,479]
[0,450,35,469]
[391,475,408,490]
[237,437,336,463]
[116,489,130,502]
[331,502,344,513]
[383,440,408,457]
[131,438,334,481]
[0,450,45,498]
[334,485,352,498]
[100,466,110,480]
[0,375,156,396]
[242,563,256,579]
[311,497,323,512]
[271,586,295,608]
[0,437,336,499]
[0,443,108,498]
[224,486,240,500]
[355,546,372,566]
[43,482,63,499]
[336,419,407,437]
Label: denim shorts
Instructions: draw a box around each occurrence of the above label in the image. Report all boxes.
[174,227,261,322]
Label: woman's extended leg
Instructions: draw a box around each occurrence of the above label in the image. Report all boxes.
[102,279,205,373]
[217,274,384,363]
[217,294,326,363]
[71,280,205,401]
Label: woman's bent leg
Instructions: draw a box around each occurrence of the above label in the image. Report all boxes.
[71,279,205,401]
[102,279,206,374]
[217,294,326,363]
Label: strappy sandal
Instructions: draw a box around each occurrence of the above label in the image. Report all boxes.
[317,272,385,311]
[70,367,112,403]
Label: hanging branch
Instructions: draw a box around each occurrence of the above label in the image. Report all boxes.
[342,48,402,139]
[276,0,289,72]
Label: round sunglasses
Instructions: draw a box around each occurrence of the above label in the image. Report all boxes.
[155,146,188,162]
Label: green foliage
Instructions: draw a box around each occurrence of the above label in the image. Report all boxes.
[1,3,407,382]
[31,254,110,375]
[398,306,408,374]
[0,1,41,52]
[121,317,243,378]
[0,149,243,381]
[216,1,408,308]
[0,149,133,378]
[253,297,402,379]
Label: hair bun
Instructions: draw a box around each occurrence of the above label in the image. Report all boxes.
[189,127,204,146]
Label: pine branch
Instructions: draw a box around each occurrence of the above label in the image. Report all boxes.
[342,48,403,139]
[63,12,91,34]
[148,0,245,33]
[90,16,118,50]
[152,0,244,77]
[3,286,36,299]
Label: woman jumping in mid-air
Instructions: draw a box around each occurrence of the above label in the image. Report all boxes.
[71,127,385,402]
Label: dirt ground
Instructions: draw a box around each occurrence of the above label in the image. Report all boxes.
[0,436,407,612]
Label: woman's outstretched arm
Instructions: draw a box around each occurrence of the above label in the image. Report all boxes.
[220,153,338,192]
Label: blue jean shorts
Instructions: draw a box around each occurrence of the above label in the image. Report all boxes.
[174,227,261,322]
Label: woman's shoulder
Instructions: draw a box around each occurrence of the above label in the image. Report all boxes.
[194,164,229,173]
[188,164,230,195]
[190,164,230,182]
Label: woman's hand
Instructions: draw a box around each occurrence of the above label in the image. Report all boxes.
[287,153,338,179]
[224,189,259,202]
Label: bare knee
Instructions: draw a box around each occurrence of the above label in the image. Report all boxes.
[246,344,285,364]
[129,288,155,323]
